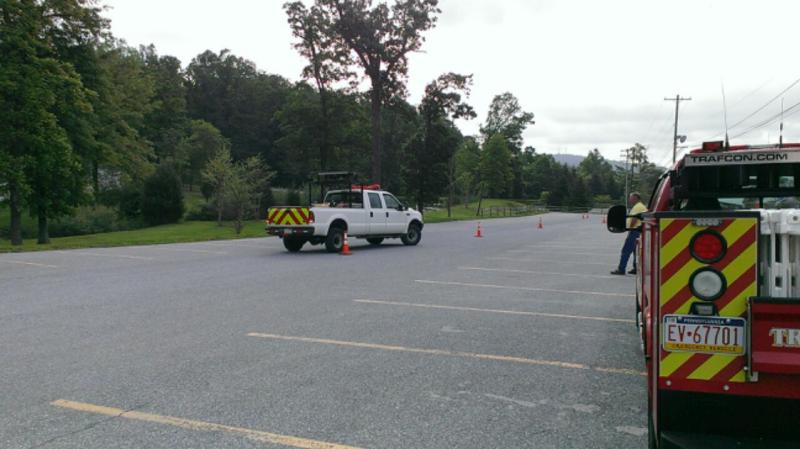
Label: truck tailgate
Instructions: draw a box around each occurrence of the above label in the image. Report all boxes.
[267,207,312,226]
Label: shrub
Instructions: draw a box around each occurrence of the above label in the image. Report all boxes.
[49,205,140,237]
[142,164,185,226]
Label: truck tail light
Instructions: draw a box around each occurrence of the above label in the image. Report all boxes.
[308,211,315,224]
[690,267,727,301]
[690,230,727,263]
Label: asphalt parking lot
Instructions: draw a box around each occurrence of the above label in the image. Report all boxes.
[1,212,646,449]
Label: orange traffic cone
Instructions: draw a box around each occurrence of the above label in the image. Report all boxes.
[537,217,544,229]
[341,232,352,255]
[474,222,483,238]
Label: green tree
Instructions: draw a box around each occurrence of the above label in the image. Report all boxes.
[140,45,189,164]
[480,92,535,151]
[480,134,513,198]
[203,147,234,226]
[141,164,185,226]
[226,156,275,235]
[0,0,101,245]
[312,0,441,183]
[186,49,291,180]
[91,43,157,187]
[177,120,229,188]
[454,137,480,206]
[284,1,353,172]
[406,73,475,212]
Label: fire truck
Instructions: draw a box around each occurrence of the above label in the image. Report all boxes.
[607,141,800,448]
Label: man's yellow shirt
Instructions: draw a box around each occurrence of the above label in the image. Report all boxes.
[627,202,647,229]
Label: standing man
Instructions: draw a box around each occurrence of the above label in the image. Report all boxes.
[611,192,647,275]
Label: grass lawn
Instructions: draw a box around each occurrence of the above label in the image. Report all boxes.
[0,220,269,253]
[424,199,542,223]
[0,196,541,252]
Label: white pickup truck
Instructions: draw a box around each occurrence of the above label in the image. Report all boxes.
[266,188,424,252]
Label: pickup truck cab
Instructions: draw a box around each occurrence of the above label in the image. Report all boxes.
[266,187,424,253]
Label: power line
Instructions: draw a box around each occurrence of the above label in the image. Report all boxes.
[731,98,800,139]
[728,75,800,130]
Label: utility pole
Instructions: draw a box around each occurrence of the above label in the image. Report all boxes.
[665,94,692,163]
[620,148,630,202]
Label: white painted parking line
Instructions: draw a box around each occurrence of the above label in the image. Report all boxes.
[68,251,153,261]
[487,257,611,266]
[0,259,59,268]
[158,248,228,255]
[459,266,620,280]
[508,250,613,257]
[353,299,634,323]
[247,333,645,376]
[414,279,633,298]
[196,241,273,249]
[52,399,363,449]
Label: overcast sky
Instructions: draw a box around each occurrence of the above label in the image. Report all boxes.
[105,0,800,166]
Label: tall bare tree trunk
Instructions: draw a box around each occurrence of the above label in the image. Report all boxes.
[9,182,23,246]
[37,206,49,244]
[319,89,330,172]
[370,76,383,184]
[476,185,484,217]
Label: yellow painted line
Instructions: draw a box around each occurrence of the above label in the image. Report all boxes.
[459,266,620,279]
[487,257,610,266]
[0,259,59,268]
[51,399,362,449]
[414,279,634,298]
[247,333,646,377]
[353,300,634,323]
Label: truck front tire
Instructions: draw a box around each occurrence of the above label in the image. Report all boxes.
[283,237,305,253]
[325,227,345,253]
[401,223,422,246]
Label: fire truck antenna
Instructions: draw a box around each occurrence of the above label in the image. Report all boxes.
[721,82,730,148]
[779,98,785,148]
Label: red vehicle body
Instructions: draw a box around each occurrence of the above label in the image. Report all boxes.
[608,142,800,448]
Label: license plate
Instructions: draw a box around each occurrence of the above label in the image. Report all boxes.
[662,315,746,355]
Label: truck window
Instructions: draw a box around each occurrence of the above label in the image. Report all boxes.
[368,192,383,209]
[383,194,400,209]
[324,191,363,208]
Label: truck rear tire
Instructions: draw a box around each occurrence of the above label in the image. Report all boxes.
[325,227,345,253]
[367,238,384,245]
[283,237,306,252]
[401,223,421,246]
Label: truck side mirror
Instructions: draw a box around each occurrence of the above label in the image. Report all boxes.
[607,205,627,233]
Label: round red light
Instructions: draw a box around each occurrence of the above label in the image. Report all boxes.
[690,231,726,263]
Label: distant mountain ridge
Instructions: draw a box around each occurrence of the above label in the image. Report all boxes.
[550,153,626,169]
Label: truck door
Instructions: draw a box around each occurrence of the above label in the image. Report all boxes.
[382,193,407,234]
[367,192,387,234]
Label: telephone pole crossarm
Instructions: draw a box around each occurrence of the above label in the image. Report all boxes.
[665,95,692,164]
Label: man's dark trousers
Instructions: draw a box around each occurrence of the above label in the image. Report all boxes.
[618,229,640,272]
